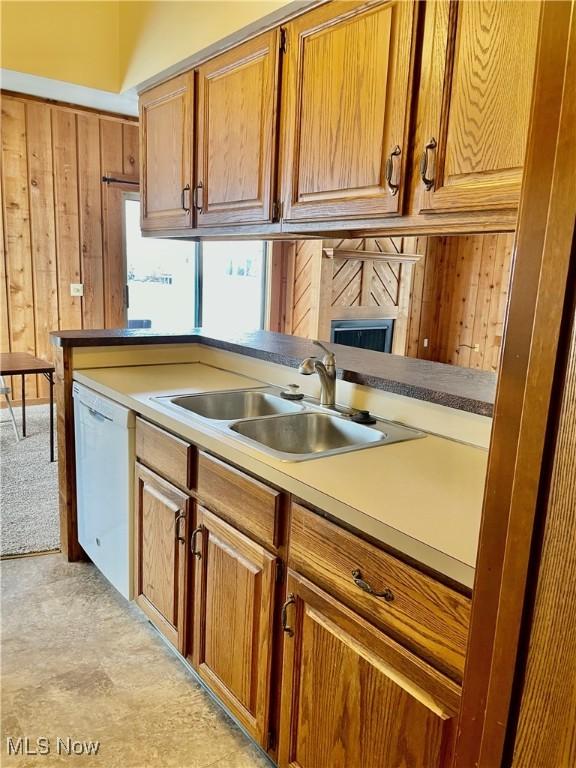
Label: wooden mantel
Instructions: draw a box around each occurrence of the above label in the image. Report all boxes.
[322,247,422,264]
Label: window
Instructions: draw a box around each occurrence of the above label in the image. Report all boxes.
[123,199,267,333]
[200,241,267,334]
[124,197,196,330]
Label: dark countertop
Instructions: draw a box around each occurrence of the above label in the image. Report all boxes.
[50,328,496,416]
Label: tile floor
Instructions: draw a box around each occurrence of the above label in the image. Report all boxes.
[1,554,273,767]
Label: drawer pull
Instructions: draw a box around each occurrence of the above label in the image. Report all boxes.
[281,593,296,636]
[352,569,394,602]
[191,525,204,559]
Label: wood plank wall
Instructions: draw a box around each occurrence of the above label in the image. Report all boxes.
[0,93,138,402]
[407,233,515,371]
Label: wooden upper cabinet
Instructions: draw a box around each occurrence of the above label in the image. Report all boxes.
[140,73,193,230]
[134,463,189,652]
[280,0,416,224]
[190,507,277,747]
[279,572,460,768]
[195,30,280,227]
[414,0,541,214]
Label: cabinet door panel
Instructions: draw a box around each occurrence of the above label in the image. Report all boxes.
[416,0,541,213]
[196,30,280,227]
[140,73,193,230]
[191,507,277,747]
[281,0,416,223]
[134,463,189,651]
[279,572,459,768]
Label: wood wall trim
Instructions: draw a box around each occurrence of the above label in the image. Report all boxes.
[454,2,576,766]
[1,90,137,123]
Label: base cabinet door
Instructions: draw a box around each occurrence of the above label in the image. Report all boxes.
[281,0,416,223]
[139,72,194,230]
[414,0,541,214]
[195,30,280,227]
[191,506,277,748]
[134,463,189,652]
[279,572,460,768]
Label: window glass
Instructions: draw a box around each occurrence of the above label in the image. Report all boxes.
[124,198,196,330]
[201,241,266,334]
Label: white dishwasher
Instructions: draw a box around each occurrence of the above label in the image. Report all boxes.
[73,382,135,599]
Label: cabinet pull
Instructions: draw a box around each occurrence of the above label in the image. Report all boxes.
[281,593,296,637]
[351,569,394,602]
[174,511,186,544]
[190,524,204,559]
[193,182,204,213]
[385,145,401,196]
[419,138,437,191]
[181,184,191,213]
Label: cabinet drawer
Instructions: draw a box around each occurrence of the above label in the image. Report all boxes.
[135,418,194,491]
[289,503,470,681]
[197,452,281,549]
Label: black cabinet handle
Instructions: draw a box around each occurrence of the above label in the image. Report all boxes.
[385,145,402,196]
[193,182,204,213]
[174,511,186,544]
[181,184,191,213]
[420,138,437,191]
[351,569,394,602]
[281,593,296,636]
[190,524,204,559]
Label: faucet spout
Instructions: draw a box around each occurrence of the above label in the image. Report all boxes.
[298,343,337,408]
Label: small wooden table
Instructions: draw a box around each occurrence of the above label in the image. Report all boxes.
[0,352,56,462]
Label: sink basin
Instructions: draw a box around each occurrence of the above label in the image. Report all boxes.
[229,412,392,460]
[164,389,304,421]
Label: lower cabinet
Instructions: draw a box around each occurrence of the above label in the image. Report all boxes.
[134,463,189,653]
[190,505,278,748]
[278,571,460,768]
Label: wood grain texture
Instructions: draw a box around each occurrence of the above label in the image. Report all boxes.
[122,122,139,179]
[139,73,193,231]
[281,0,416,222]
[278,571,459,768]
[289,503,470,681]
[191,506,277,746]
[407,233,514,371]
[197,451,281,550]
[512,302,576,766]
[134,462,189,652]
[196,29,280,227]
[135,417,194,491]
[415,0,541,214]
[1,93,137,404]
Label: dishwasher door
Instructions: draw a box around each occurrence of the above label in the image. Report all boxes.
[73,383,135,599]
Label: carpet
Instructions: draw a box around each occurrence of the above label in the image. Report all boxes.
[0,404,60,556]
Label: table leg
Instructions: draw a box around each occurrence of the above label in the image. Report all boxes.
[49,372,54,462]
[21,373,26,437]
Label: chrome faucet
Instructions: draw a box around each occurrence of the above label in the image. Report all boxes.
[298,341,337,408]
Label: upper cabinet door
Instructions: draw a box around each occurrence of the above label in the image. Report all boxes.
[140,73,193,231]
[281,0,416,224]
[195,30,281,228]
[415,0,541,214]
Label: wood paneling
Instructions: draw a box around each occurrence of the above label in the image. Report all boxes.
[196,29,280,227]
[281,0,416,222]
[278,571,460,768]
[407,233,514,371]
[191,506,277,747]
[0,93,137,403]
[414,0,541,214]
[511,299,576,767]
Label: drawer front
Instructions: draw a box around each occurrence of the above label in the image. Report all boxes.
[135,418,194,491]
[289,503,471,681]
[197,452,281,549]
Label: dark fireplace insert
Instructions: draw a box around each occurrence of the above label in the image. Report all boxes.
[331,318,394,353]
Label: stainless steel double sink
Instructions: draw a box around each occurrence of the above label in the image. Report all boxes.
[154,387,424,462]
